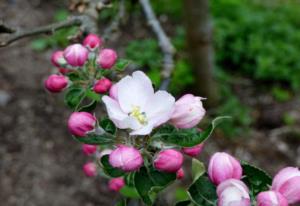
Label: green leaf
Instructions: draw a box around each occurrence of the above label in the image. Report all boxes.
[120,186,140,199]
[241,161,272,196]
[152,116,230,147]
[86,89,101,102]
[175,200,192,206]
[124,172,135,187]
[191,159,205,182]
[64,87,85,109]
[114,59,131,71]
[175,187,190,202]
[100,155,125,177]
[66,72,82,81]
[134,167,176,205]
[100,118,117,135]
[75,132,115,145]
[79,100,97,112]
[115,199,127,206]
[31,38,48,51]
[188,175,217,206]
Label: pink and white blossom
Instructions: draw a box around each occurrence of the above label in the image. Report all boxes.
[182,143,204,157]
[256,191,288,206]
[154,149,183,173]
[83,162,97,177]
[68,112,96,137]
[83,34,102,50]
[44,74,68,93]
[217,179,250,206]
[51,50,66,67]
[93,78,112,94]
[102,71,175,135]
[82,144,97,156]
[109,84,118,100]
[97,48,117,69]
[109,177,125,192]
[63,43,89,67]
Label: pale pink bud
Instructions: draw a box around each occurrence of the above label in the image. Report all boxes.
[83,34,102,50]
[182,143,204,157]
[109,145,143,172]
[68,112,96,137]
[271,167,300,204]
[51,51,66,67]
[154,149,183,173]
[82,144,97,156]
[63,43,89,67]
[108,177,125,192]
[176,168,185,180]
[83,162,97,177]
[170,94,206,128]
[208,152,242,185]
[44,74,68,93]
[93,78,112,94]
[109,84,118,100]
[257,191,288,206]
[217,179,250,206]
[97,48,117,69]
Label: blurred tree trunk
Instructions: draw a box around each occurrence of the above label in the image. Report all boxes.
[183,0,219,107]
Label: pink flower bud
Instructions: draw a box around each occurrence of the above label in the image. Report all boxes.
[83,162,97,177]
[109,84,118,100]
[51,51,66,67]
[58,68,70,75]
[208,152,242,185]
[93,78,112,94]
[170,94,206,128]
[217,179,250,206]
[63,43,89,67]
[154,149,183,173]
[257,191,288,206]
[97,48,117,69]
[68,112,96,137]
[108,177,125,192]
[44,74,68,93]
[176,168,185,180]
[109,145,143,172]
[182,143,204,157]
[271,167,300,204]
[82,144,97,156]
[83,34,102,50]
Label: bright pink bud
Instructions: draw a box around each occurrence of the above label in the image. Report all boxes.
[44,74,68,93]
[170,94,206,128]
[97,48,117,69]
[257,191,288,206]
[82,144,97,156]
[108,177,125,192]
[217,179,250,206]
[271,167,300,204]
[83,162,97,177]
[93,78,112,94]
[68,112,96,137]
[154,149,183,173]
[182,143,204,157]
[109,84,118,100]
[176,168,185,180]
[83,34,102,50]
[208,152,242,185]
[109,145,143,172]
[63,43,89,67]
[51,51,66,67]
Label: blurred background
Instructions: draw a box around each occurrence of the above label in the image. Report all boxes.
[0,0,300,205]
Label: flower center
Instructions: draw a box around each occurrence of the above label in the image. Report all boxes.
[130,106,148,125]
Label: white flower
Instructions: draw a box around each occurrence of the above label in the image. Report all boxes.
[102,71,175,135]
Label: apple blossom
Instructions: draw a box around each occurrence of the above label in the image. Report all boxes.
[208,152,242,185]
[83,34,102,50]
[109,145,143,172]
[256,191,288,206]
[51,50,66,67]
[109,177,125,192]
[83,162,97,177]
[68,112,96,137]
[182,143,204,157]
[44,74,68,93]
[271,167,300,204]
[109,84,118,100]
[217,179,250,206]
[97,48,117,69]
[93,78,112,94]
[63,43,89,67]
[154,149,183,173]
[82,144,97,156]
[102,71,175,135]
[170,94,205,128]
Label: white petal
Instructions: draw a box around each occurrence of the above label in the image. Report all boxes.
[117,71,154,113]
[144,90,175,127]
[130,123,154,136]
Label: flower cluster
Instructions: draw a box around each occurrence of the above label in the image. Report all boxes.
[44,33,300,206]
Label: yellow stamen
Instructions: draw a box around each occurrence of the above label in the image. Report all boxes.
[130,106,147,125]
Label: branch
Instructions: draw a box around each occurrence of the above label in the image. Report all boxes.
[0,15,96,47]
[139,0,175,90]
